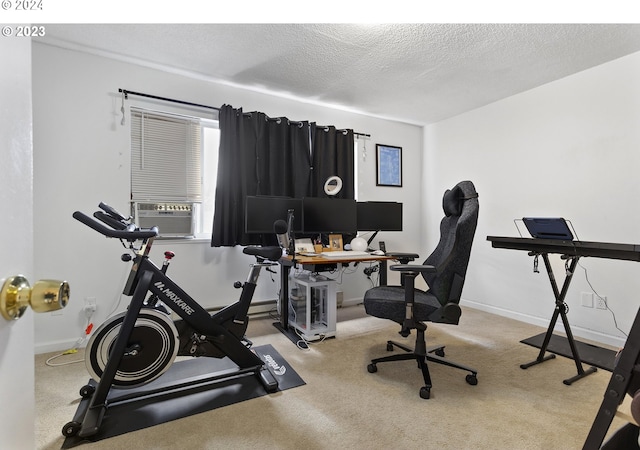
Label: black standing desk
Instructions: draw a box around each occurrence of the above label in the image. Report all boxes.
[487,236,640,384]
[274,253,393,348]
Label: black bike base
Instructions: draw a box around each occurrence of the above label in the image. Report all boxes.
[62,344,304,448]
[521,332,617,371]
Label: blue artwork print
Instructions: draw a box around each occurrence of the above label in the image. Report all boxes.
[377,145,402,186]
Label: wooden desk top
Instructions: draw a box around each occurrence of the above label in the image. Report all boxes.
[281,253,394,266]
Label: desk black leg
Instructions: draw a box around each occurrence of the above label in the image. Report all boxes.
[520,254,597,384]
[379,260,387,286]
[520,305,559,369]
[559,301,597,385]
[272,261,308,349]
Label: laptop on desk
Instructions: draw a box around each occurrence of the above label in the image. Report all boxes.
[294,238,315,254]
[522,217,574,240]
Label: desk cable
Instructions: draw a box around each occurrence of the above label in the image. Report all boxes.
[578,260,628,339]
[565,238,626,338]
[530,238,627,339]
[294,328,327,350]
[45,311,95,367]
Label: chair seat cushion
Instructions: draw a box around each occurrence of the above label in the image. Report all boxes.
[363,285,441,324]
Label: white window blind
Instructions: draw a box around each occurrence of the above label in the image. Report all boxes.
[131,108,202,202]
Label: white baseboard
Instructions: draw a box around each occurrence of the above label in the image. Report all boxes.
[41,297,624,354]
[35,300,280,355]
[461,299,626,348]
[245,299,277,316]
[342,297,363,308]
[36,339,82,355]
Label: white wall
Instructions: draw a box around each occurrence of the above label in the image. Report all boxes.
[426,51,640,347]
[0,36,35,449]
[35,40,640,355]
[31,42,423,353]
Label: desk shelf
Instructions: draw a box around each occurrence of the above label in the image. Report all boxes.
[288,274,336,341]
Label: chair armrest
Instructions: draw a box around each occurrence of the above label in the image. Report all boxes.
[429,302,462,324]
[390,264,437,276]
[386,252,420,263]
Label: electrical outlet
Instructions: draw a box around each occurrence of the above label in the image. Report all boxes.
[581,292,594,308]
[84,297,97,313]
[595,295,607,310]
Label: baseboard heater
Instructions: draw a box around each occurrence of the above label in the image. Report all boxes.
[207,299,277,317]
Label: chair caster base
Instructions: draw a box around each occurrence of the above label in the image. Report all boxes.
[466,374,478,385]
[367,363,377,373]
[420,386,431,399]
[386,342,394,351]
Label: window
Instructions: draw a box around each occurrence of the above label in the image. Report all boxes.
[130,107,219,238]
[199,124,220,236]
[131,108,202,202]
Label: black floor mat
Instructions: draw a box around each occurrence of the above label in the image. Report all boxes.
[521,332,617,371]
[62,344,304,448]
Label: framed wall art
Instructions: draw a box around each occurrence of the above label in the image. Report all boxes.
[376,144,402,187]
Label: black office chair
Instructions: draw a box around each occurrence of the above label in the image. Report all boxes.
[363,180,479,399]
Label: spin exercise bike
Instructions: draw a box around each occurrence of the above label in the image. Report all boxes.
[63,202,283,439]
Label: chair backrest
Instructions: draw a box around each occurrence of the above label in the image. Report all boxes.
[423,180,479,314]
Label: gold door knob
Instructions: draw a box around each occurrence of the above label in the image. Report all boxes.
[1,275,70,320]
[0,276,31,320]
[30,280,70,313]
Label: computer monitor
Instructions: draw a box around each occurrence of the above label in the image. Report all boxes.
[356,201,403,231]
[245,196,303,234]
[302,197,357,234]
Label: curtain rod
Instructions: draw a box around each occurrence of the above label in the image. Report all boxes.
[118,88,370,138]
[119,88,220,112]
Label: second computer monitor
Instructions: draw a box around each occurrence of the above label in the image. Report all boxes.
[302,197,357,234]
[356,201,403,231]
[245,196,303,234]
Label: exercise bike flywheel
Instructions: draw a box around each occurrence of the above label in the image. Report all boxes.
[85,309,179,388]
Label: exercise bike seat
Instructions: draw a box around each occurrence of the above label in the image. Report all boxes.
[243,246,282,262]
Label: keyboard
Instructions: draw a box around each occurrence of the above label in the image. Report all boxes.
[319,250,371,259]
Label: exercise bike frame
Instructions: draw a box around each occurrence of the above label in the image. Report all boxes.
[67,207,282,439]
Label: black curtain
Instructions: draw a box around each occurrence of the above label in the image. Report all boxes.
[211,105,354,247]
[211,105,310,246]
[258,117,312,198]
[310,125,355,198]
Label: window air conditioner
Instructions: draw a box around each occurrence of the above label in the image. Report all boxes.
[133,202,195,238]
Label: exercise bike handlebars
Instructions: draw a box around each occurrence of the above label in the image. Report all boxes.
[93,210,128,230]
[73,211,159,240]
[98,201,128,222]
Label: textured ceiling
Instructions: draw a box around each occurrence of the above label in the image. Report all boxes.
[38,23,640,125]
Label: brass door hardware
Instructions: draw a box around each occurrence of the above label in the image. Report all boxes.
[0,275,69,320]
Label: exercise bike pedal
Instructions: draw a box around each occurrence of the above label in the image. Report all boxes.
[259,367,279,393]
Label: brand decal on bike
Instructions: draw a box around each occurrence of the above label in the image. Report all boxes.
[263,354,286,376]
[153,281,195,315]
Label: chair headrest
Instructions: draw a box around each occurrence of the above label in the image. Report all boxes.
[442,186,463,216]
[442,183,479,217]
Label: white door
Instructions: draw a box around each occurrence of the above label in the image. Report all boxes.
[0,35,36,449]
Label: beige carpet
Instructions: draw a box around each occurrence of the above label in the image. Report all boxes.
[35,306,628,449]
